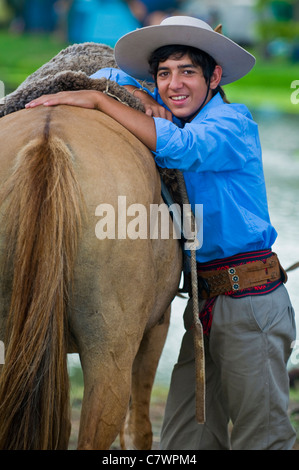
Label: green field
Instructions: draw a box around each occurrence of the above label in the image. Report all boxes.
[1,30,299,114]
[224,57,299,113]
[0,31,68,92]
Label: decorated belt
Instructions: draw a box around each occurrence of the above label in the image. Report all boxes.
[196,251,286,300]
[187,249,287,336]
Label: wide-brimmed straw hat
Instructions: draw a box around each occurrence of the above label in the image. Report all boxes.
[114,16,255,86]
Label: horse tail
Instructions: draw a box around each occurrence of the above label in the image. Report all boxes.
[0,124,84,449]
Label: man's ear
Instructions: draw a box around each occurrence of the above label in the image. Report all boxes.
[210,65,222,90]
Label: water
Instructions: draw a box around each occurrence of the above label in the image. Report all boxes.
[155,110,299,386]
[258,111,299,371]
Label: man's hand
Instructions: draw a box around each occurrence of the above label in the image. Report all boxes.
[25,90,101,109]
[126,86,173,121]
[143,98,173,121]
[25,88,157,151]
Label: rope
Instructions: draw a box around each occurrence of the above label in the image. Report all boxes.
[102,79,208,421]
[286,261,299,272]
[175,170,206,424]
[103,80,130,106]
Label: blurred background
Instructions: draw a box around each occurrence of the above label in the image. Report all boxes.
[0,0,299,96]
[1,0,299,448]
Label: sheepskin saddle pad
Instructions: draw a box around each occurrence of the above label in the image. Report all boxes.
[0,42,145,117]
[0,42,182,208]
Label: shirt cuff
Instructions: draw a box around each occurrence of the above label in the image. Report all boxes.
[90,67,141,87]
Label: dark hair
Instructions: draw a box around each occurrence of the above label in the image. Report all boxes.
[148,44,229,102]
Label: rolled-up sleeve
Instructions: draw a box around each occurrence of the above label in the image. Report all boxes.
[90,67,141,87]
[90,67,158,100]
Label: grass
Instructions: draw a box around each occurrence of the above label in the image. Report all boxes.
[0,30,68,93]
[224,55,299,113]
[1,29,299,113]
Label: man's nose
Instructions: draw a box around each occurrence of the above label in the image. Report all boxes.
[169,73,183,89]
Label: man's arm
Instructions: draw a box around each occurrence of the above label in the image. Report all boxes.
[124,85,172,120]
[25,89,158,151]
[89,67,171,120]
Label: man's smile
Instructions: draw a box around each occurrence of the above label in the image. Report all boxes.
[170,95,188,101]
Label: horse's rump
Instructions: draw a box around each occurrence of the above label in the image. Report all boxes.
[0,105,181,449]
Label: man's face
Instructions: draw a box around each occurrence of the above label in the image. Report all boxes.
[156,53,212,120]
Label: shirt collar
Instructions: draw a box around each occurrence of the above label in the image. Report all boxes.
[175,92,224,127]
[192,92,224,123]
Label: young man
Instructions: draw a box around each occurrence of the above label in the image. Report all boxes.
[26,16,296,450]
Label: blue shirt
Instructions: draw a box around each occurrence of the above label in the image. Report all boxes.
[90,68,277,262]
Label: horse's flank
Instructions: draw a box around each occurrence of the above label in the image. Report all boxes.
[0,105,182,449]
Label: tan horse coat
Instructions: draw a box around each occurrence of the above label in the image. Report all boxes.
[0,105,182,449]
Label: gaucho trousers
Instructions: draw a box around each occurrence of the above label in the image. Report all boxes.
[160,285,296,450]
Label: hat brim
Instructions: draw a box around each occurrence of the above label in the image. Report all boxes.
[115,24,255,86]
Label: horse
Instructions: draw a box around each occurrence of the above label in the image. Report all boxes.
[0,103,182,449]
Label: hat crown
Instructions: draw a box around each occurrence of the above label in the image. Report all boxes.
[115,15,255,85]
[160,16,213,32]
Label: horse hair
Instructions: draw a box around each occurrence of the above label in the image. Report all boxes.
[0,132,85,449]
